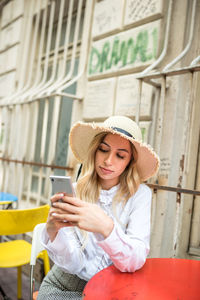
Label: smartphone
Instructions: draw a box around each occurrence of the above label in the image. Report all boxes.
[50,175,75,197]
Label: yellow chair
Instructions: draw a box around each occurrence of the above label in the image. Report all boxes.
[0,205,50,299]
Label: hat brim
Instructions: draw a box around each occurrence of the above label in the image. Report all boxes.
[69,122,160,181]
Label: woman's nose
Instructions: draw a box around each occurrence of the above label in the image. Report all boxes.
[104,153,114,165]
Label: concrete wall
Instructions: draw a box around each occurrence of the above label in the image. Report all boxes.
[70,0,200,259]
[0,0,200,259]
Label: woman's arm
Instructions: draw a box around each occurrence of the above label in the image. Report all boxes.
[42,185,151,275]
[41,192,114,275]
[41,225,87,274]
[96,185,152,272]
[50,195,114,238]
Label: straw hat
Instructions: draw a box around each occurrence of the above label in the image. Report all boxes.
[69,116,160,181]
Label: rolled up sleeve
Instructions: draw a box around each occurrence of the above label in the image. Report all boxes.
[41,227,85,274]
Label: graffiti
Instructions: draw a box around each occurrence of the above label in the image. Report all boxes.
[125,0,161,24]
[92,0,123,37]
[88,27,158,76]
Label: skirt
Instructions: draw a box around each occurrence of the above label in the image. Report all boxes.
[37,265,88,300]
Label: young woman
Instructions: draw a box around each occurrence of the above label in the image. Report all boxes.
[37,115,159,300]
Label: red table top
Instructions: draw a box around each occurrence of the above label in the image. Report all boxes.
[83,258,200,300]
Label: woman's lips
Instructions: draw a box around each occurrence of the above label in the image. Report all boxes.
[99,167,113,175]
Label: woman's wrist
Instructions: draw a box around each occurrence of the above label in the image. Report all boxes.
[46,224,58,242]
[101,217,114,238]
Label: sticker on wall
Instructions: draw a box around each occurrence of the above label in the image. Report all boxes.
[160,157,171,176]
[124,0,163,27]
[92,0,124,39]
[115,74,153,117]
[88,20,161,78]
[83,78,116,120]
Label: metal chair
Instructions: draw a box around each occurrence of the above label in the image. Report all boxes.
[0,205,50,299]
[0,192,18,209]
[30,223,50,300]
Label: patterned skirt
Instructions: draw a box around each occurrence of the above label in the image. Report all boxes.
[37,265,88,300]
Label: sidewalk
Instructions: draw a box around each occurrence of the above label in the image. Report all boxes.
[0,267,39,300]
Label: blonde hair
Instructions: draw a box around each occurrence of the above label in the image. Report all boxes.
[76,132,141,205]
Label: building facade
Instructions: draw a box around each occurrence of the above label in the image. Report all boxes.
[0,0,200,260]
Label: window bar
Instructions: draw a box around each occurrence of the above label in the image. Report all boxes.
[47,96,61,163]
[25,0,88,101]
[135,64,200,82]
[6,0,41,105]
[28,0,56,101]
[57,0,94,94]
[45,95,63,202]
[35,0,66,98]
[155,76,167,157]
[139,0,173,77]
[1,107,9,155]
[26,101,39,205]
[0,157,73,171]
[37,99,49,206]
[135,79,142,125]
[152,0,197,252]
[1,0,36,105]
[21,0,49,101]
[149,87,160,147]
[135,0,173,125]
[136,0,197,85]
[47,0,83,95]
[5,119,17,193]
[13,105,24,201]
[0,106,11,192]
[163,0,197,72]
[0,0,92,107]
[190,55,200,66]
[17,0,43,103]
[7,106,17,157]
[16,104,31,206]
[13,106,23,159]
[44,0,75,95]
[148,0,198,257]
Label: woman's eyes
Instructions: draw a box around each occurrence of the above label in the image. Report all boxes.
[98,147,108,153]
[117,154,125,159]
[98,147,125,159]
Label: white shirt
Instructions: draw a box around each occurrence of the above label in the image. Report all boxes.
[41,183,152,281]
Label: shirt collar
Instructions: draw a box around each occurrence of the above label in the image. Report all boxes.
[99,184,119,205]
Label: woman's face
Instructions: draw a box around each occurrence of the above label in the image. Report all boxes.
[95,133,132,190]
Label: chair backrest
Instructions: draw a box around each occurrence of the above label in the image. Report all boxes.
[0,205,50,235]
[30,223,46,266]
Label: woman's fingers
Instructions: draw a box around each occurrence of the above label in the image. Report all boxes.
[51,193,65,204]
[62,195,85,207]
[50,203,79,224]
[49,204,66,214]
[52,212,79,223]
[52,199,81,214]
[51,193,84,208]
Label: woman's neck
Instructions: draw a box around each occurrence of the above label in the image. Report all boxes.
[99,178,119,190]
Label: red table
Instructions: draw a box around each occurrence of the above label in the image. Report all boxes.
[83,258,200,300]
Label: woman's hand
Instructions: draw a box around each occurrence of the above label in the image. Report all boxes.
[50,194,114,239]
[46,193,73,242]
